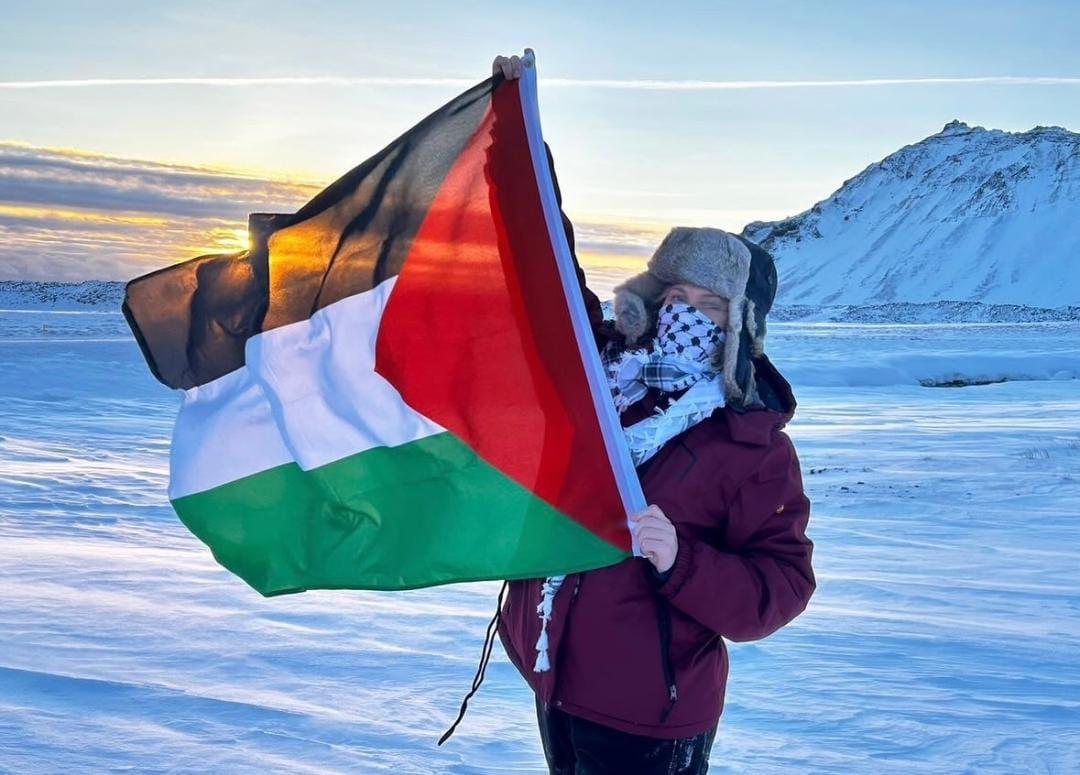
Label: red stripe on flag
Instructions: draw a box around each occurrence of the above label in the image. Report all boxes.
[375,80,631,553]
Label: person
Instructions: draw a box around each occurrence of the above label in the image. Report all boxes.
[488,52,815,775]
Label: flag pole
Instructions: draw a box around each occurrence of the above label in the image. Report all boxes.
[517,50,646,557]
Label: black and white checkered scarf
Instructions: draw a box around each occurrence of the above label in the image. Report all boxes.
[602,302,724,415]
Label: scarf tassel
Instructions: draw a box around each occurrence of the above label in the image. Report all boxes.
[533,575,564,672]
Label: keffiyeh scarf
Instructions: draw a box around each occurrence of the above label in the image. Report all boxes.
[533,303,728,672]
[603,302,726,445]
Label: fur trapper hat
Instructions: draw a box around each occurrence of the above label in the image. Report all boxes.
[613,227,778,411]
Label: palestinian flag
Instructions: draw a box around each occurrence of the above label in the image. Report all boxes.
[123,55,644,596]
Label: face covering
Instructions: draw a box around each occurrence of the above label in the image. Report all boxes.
[654,302,725,362]
[606,303,725,413]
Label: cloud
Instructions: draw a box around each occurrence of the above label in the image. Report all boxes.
[0,143,317,218]
[547,76,1080,90]
[3,76,1080,91]
[0,143,319,280]
[0,77,480,90]
[0,142,662,283]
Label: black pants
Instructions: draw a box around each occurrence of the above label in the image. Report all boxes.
[536,698,717,775]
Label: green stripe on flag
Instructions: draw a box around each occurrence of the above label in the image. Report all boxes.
[172,431,630,596]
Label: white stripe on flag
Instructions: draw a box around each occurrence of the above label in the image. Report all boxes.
[169,276,446,499]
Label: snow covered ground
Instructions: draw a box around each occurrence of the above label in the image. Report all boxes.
[1,305,1078,773]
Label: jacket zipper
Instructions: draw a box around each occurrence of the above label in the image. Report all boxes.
[655,595,679,722]
[553,575,584,709]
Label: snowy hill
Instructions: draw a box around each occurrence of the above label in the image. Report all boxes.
[743,120,1080,309]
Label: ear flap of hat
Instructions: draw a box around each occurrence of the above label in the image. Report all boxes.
[737,236,777,358]
[745,298,767,357]
[613,270,667,345]
[720,295,745,405]
[721,295,766,412]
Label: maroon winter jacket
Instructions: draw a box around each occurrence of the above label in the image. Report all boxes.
[496,149,816,739]
[497,357,814,738]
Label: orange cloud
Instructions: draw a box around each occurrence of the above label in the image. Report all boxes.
[0,141,663,286]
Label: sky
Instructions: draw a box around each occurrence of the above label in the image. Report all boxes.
[2,0,1080,285]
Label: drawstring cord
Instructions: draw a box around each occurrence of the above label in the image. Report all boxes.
[438,581,508,746]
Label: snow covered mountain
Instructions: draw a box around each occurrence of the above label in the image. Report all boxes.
[743,120,1080,308]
